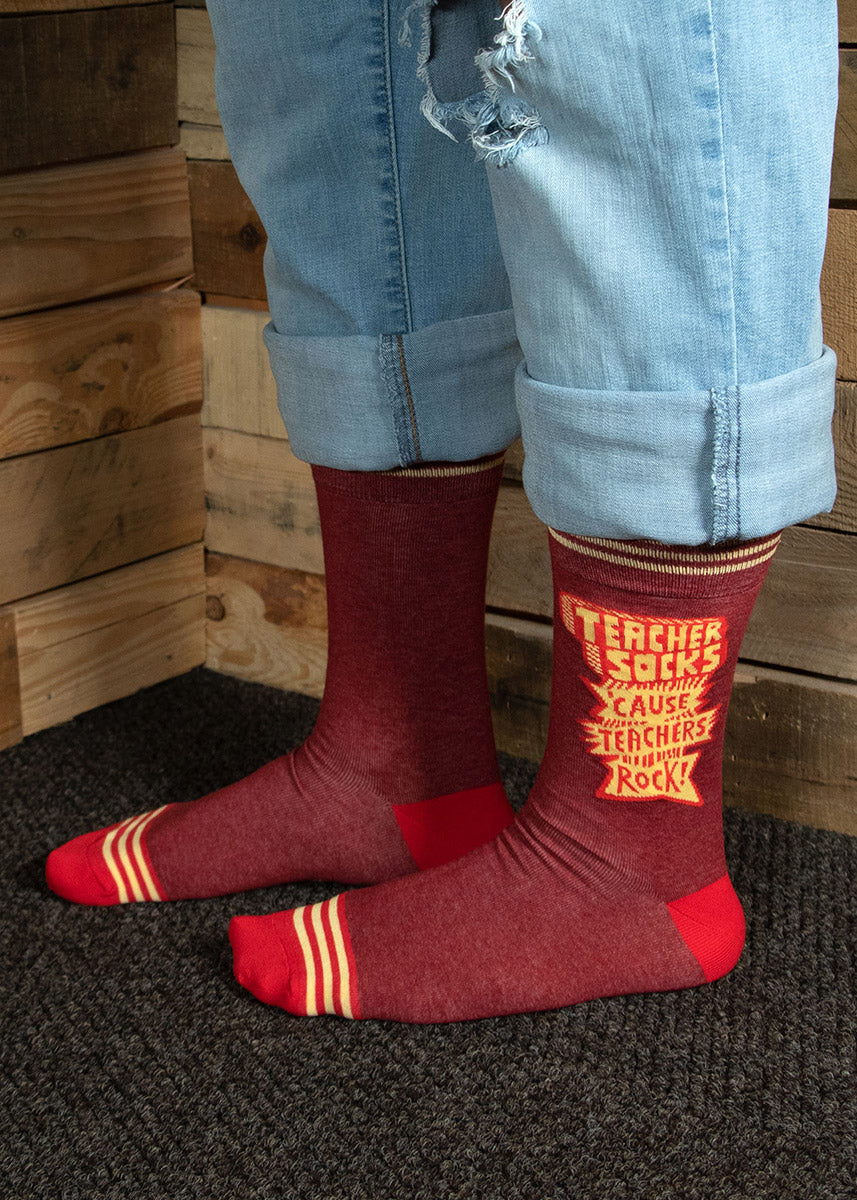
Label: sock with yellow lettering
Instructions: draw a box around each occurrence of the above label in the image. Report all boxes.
[229,529,778,1022]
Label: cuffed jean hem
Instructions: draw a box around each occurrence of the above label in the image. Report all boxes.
[263,309,522,470]
[518,346,838,545]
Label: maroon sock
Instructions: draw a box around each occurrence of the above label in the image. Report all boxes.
[46,457,513,904]
[230,529,779,1022]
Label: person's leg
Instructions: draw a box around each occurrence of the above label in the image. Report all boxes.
[45,0,518,905]
[230,0,839,1019]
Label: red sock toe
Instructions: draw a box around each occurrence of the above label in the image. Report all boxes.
[46,829,120,905]
[231,896,360,1018]
[46,808,168,905]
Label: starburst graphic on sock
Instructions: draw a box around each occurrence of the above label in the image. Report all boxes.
[560,595,728,805]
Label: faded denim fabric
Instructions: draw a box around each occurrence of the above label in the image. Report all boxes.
[206,0,839,543]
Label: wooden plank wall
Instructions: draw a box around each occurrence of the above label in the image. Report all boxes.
[0,0,206,749]
[179,1,857,835]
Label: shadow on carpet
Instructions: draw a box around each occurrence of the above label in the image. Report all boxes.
[1,667,855,1200]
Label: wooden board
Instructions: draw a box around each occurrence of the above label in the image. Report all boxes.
[833,51,857,202]
[180,123,230,163]
[203,427,322,576]
[205,552,328,697]
[740,525,857,680]
[176,6,218,127]
[188,160,267,301]
[201,553,857,835]
[724,664,857,836]
[15,551,206,736]
[0,1,162,11]
[201,304,282,439]
[0,3,177,174]
[13,542,203,653]
[821,207,857,383]
[0,414,204,606]
[485,610,551,763]
[0,290,202,460]
[0,148,194,318]
[0,610,22,752]
[842,0,857,43]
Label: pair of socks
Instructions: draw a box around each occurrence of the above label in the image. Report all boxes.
[47,458,777,1023]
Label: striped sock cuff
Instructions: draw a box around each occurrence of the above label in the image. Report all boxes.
[548,529,781,597]
[311,453,506,504]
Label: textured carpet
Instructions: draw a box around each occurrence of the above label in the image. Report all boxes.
[2,667,856,1200]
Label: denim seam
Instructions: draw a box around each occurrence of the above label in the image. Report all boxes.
[381,0,413,332]
[710,386,740,542]
[379,334,423,465]
[704,0,739,388]
[396,334,423,460]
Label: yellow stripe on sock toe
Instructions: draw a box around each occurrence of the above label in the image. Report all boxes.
[130,806,168,901]
[101,807,168,904]
[328,895,354,1020]
[101,824,129,903]
[290,898,355,1018]
[293,904,318,1016]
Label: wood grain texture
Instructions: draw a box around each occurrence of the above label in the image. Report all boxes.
[740,525,857,681]
[0,0,162,11]
[176,5,218,126]
[19,591,205,736]
[486,610,551,763]
[13,542,203,652]
[833,51,857,201]
[0,290,202,460]
[842,0,857,43]
[0,610,22,752]
[180,122,230,162]
[201,304,282,439]
[822,207,857,383]
[0,3,177,174]
[0,414,204,606]
[188,160,267,300]
[202,294,270,311]
[0,148,193,319]
[725,665,857,835]
[205,552,328,696]
[13,543,204,735]
[203,427,322,575]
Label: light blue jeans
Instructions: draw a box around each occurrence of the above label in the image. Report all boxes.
[205,0,839,544]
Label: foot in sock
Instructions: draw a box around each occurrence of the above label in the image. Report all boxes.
[230,530,779,1022]
[46,457,513,905]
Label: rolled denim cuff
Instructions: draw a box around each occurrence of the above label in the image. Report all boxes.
[518,346,838,544]
[263,309,522,470]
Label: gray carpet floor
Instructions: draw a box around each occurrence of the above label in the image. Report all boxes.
[1,667,856,1200]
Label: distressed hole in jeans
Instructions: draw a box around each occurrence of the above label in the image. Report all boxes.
[400,0,549,166]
